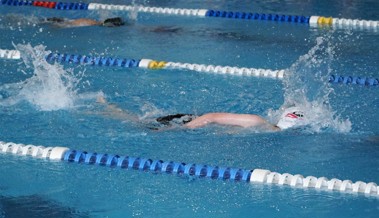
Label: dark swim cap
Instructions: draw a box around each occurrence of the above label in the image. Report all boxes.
[46,17,65,23]
[102,17,125,27]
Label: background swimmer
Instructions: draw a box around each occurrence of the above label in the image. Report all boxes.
[96,96,306,131]
[44,17,125,27]
[42,16,182,33]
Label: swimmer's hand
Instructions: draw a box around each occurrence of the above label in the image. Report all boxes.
[97,95,107,104]
[96,95,139,122]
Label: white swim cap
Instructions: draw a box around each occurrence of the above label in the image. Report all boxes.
[276,107,305,130]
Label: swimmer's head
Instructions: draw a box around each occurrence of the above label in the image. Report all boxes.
[276,106,306,130]
[102,17,125,27]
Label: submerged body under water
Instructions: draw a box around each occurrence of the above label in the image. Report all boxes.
[0,195,89,218]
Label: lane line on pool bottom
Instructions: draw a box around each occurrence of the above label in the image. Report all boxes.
[0,141,378,197]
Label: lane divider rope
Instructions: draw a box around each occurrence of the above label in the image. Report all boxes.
[2,48,378,86]
[1,49,285,79]
[0,49,21,59]
[0,141,378,197]
[1,0,379,30]
[45,52,141,68]
[329,75,379,86]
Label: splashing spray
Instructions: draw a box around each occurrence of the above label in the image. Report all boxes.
[271,36,351,133]
[0,44,80,111]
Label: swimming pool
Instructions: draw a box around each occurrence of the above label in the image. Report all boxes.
[1,0,379,217]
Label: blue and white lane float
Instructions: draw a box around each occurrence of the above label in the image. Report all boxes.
[1,0,379,30]
[329,75,379,86]
[0,141,378,197]
[2,48,378,86]
[0,49,285,79]
[0,49,21,60]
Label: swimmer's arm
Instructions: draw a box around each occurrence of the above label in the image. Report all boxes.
[185,113,279,130]
[97,96,139,122]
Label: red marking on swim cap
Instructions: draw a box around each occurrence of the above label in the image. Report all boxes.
[33,1,57,8]
[285,113,298,119]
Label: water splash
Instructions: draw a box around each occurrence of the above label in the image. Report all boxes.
[128,0,140,21]
[139,103,165,120]
[95,0,139,24]
[269,36,351,133]
[0,13,40,29]
[0,44,81,111]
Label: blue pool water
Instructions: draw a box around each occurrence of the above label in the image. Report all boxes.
[0,0,379,217]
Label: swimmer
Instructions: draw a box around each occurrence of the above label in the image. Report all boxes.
[96,96,306,131]
[43,17,184,34]
[44,17,125,27]
[184,108,305,131]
